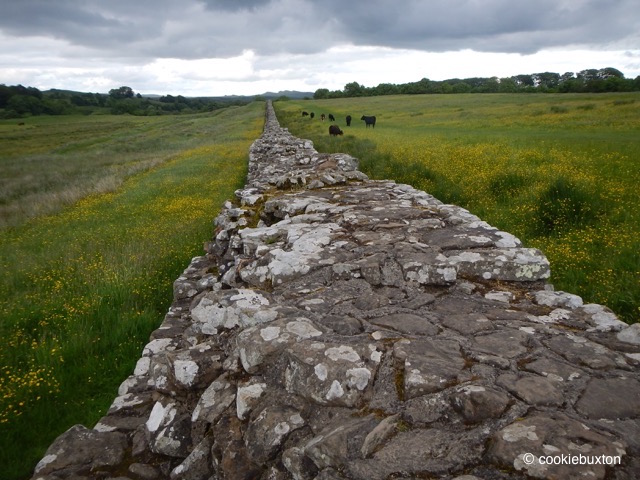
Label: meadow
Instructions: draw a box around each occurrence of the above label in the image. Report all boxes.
[0,102,265,479]
[274,93,639,325]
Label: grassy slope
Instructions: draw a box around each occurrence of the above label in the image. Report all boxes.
[274,93,639,324]
[0,102,265,479]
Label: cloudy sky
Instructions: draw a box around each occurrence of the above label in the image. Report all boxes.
[1,0,639,96]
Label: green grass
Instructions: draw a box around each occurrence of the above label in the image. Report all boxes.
[274,93,640,324]
[0,102,265,479]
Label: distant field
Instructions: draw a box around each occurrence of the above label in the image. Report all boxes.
[274,93,639,325]
[0,103,265,479]
[0,109,261,228]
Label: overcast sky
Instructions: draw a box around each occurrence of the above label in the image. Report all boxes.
[1,0,639,96]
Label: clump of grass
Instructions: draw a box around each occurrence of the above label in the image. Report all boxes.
[613,98,635,106]
[533,176,601,235]
[550,105,569,114]
[488,172,528,203]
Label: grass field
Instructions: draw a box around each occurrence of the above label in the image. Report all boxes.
[0,102,265,479]
[274,93,639,325]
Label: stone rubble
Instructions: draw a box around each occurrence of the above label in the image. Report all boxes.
[32,101,640,480]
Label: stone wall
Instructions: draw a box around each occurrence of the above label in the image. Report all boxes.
[32,101,640,480]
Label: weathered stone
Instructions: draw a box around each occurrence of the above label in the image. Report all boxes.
[191,373,236,438]
[521,356,585,383]
[245,405,305,463]
[360,413,400,458]
[470,329,530,359]
[304,416,378,470]
[441,313,494,335]
[496,373,564,406]
[545,334,621,370]
[347,428,486,479]
[33,425,127,476]
[487,412,627,479]
[617,323,640,345]
[282,447,318,480]
[285,341,381,407]
[170,435,212,480]
[145,400,192,457]
[394,338,466,398]
[450,384,512,422]
[237,317,324,374]
[236,378,267,420]
[368,312,439,336]
[575,377,640,419]
[129,463,160,480]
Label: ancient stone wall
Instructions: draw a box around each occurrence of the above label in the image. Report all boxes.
[32,101,640,480]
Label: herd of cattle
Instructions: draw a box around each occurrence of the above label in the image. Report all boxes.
[301,110,376,136]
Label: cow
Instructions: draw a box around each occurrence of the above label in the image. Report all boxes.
[310,112,315,118]
[361,115,376,128]
[320,113,326,121]
[302,111,309,117]
[346,115,352,126]
[329,125,343,136]
[328,114,335,122]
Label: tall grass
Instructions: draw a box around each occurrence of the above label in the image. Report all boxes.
[0,102,265,479]
[274,93,639,324]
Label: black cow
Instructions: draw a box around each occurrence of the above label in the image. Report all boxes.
[329,125,343,136]
[361,115,376,128]
[328,114,335,122]
[346,115,352,126]
[302,111,309,117]
[310,112,315,118]
[320,113,326,121]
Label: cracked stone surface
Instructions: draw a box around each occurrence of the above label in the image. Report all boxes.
[31,101,640,480]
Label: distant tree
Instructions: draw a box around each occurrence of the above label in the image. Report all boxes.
[533,72,560,90]
[0,84,11,108]
[313,88,330,99]
[599,67,624,79]
[109,86,135,99]
[7,94,44,115]
[498,77,518,93]
[514,74,534,87]
[451,81,471,93]
[344,82,365,97]
[372,83,399,96]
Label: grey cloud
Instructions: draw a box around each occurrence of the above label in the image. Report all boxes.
[199,0,273,11]
[0,0,638,60]
[315,0,640,53]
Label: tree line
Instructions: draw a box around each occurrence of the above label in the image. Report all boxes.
[313,67,640,99]
[0,84,250,118]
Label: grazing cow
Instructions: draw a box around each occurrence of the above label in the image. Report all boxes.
[320,113,326,121]
[302,111,309,117]
[346,115,352,126]
[329,125,343,136]
[310,112,315,118]
[328,114,335,122]
[361,115,376,128]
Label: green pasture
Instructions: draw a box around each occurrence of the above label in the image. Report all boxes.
[0,102,265,479]
[274,93,640,324]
